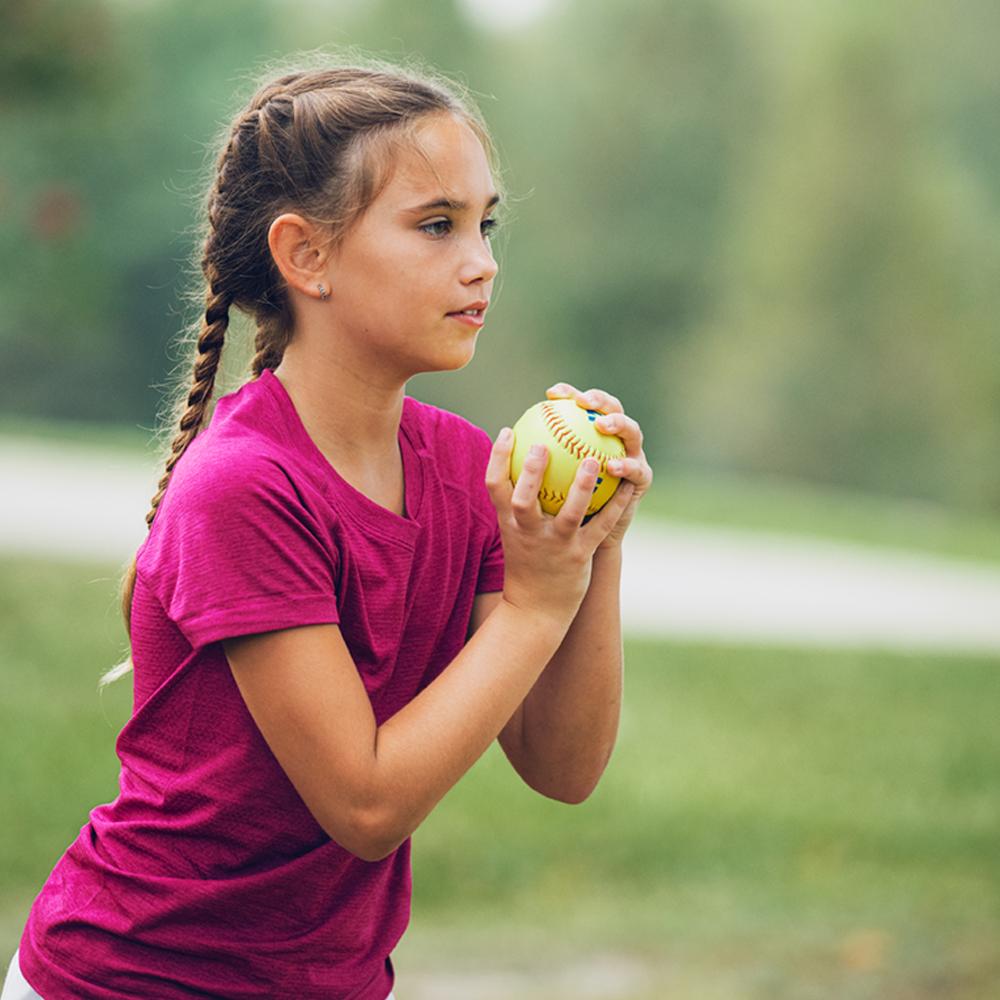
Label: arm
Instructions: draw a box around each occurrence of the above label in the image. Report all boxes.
[224,429,636,863]
[499,545,623,804]
[226,600,568,864]
[491,380,653,803]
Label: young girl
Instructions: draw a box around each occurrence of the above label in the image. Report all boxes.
[4,53,652,999]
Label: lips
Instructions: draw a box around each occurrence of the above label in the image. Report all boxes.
[447,300,489,317]
[447,311,485,327]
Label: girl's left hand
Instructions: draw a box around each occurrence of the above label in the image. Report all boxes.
[545,382,654,551]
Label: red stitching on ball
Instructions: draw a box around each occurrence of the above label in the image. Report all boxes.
[541,401,617,467]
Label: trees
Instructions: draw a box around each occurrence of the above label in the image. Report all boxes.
[3,0,997,511]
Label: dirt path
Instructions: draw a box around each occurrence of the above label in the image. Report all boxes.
[4,435,1000,653]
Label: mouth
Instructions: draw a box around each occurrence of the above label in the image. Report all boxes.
[446,307,486,328]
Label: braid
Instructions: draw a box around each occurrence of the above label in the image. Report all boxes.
[113,273,231,647]
[250,310,292,378]
[145,132,242,533]
[151,280,232,521]
[109,100,251,668]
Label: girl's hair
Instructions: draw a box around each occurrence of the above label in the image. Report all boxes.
[100,49,505,688]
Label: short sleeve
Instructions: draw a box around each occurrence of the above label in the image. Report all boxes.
[143,455,340,650]
[476,514,505,594]
[469,426,505,594]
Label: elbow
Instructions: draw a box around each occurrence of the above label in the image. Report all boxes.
[357,832,406,863]
[518,743,615,806]
[541,758,614,804]
[549,781,597,806]
[532,773,601,805]
[343,836,400,864]
[319,799,404,864]
[512,743,607,805]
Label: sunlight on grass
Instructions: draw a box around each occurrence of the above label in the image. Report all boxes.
[2,554,997,996]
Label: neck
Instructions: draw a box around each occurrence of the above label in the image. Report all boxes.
[272,344,406,472]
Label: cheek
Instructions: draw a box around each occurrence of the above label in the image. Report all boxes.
[350,243,445,319]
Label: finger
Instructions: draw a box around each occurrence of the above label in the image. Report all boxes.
[577,387,624,415]
[606,457,654,492]
[594,412,643,452]
[510,443,549,523]
[546,381,580,399]
[605,456,636,481]
[580,479,635,546]
[484,427,515,509]
[553,456,602,530]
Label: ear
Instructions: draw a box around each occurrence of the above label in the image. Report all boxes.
[267,213,331,298]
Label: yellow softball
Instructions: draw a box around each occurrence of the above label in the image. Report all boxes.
[510,398,628,516]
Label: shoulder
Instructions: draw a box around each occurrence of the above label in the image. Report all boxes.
[163,433,306,520]
[139,435,332,581]
[161,370,322,505]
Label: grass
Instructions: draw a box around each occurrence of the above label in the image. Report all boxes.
[0,413,154,455]
[1,553,998,998]
[642,465,1000,568]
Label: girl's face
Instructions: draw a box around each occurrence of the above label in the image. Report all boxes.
[323,112,500,378]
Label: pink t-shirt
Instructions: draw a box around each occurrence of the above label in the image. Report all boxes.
[19,368,505,999]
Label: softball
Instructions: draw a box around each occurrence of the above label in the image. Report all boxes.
[510,398,628,516]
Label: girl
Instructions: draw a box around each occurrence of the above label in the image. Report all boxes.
[4,52,652,999]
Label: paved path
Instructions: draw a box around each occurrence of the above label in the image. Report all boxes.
[3,436,1000,654]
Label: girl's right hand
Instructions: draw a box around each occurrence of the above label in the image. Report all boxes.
[484,427,636,628]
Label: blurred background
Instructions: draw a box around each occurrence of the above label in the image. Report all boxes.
[1,0,998,997]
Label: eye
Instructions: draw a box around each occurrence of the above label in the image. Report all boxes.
[420,218,501,239]
[419,219,450,237]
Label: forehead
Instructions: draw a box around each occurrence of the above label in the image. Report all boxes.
[382,114,495,207]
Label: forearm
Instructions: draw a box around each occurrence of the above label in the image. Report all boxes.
[370,599,569,857]
[517,545,624,803]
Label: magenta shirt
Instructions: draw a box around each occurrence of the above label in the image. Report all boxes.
[19,369,505,999]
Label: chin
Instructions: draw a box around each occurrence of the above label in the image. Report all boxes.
[428,339,478,373]
[449,343,479,371]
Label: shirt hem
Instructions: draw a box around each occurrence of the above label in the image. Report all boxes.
[18,932,395,1000]
[137,581,341,650]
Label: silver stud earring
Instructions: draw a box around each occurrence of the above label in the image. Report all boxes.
[317,283,330,301]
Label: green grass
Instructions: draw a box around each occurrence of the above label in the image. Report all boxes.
[643,466,1000,568]
[2,554,998,998]
[0,413,154,454]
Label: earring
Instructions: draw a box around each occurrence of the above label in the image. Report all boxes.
[317,283,330,301]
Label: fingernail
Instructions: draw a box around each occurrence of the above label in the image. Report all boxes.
[498,427,512,444]
[582,458,599,474]
[608,460,622,473]
[529,444,546,458]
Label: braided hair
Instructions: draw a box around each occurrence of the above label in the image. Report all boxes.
[101,51,503,687]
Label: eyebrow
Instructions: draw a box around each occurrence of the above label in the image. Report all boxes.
[405,192,501,215]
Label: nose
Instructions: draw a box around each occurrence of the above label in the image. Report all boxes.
[461,236,499,286]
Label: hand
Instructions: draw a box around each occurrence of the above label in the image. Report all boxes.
[545,382,653,551]
[485,422,637,627]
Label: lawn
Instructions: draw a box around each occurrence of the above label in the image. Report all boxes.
[1,553,997,998]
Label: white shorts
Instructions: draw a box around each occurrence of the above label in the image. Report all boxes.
[2,949,396,1000]
[1,952,41,1000]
